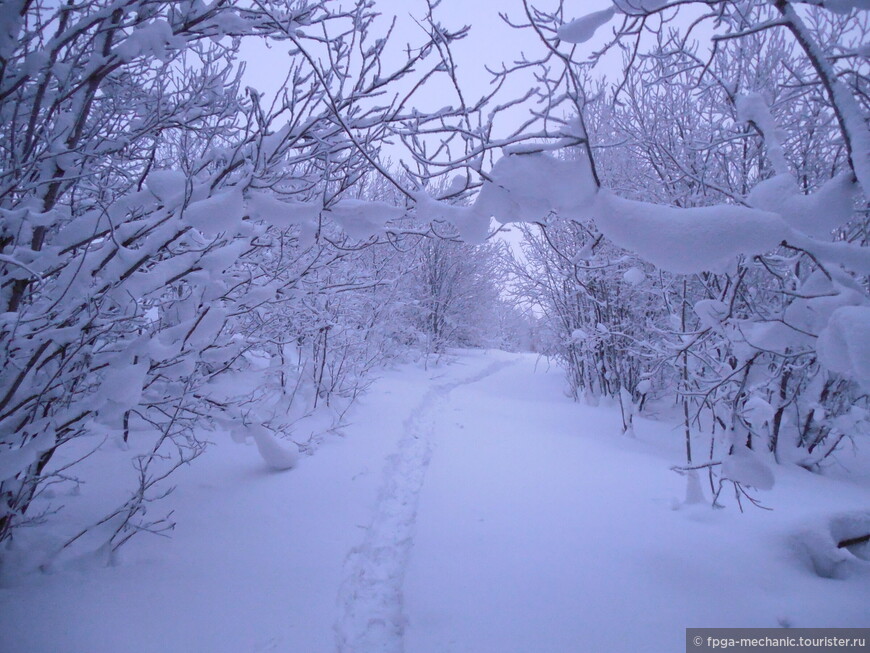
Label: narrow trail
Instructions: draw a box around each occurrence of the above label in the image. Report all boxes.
[334,358,515,653]
[2,351,868,653]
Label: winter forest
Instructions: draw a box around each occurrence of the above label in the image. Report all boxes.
[1,0,869,651]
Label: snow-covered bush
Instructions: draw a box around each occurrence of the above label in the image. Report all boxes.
[405,234,506,355]
[509,218,660,404]
[481,0,869,492]
[0,0,478,561]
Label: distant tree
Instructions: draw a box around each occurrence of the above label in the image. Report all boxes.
[408,234,505,355]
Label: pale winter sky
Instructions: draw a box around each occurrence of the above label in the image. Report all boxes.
[241,0,618,122]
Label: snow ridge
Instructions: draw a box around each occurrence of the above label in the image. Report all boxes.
[334,358,514,653]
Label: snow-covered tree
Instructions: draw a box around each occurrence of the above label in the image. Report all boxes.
[436,0,869,504]
[0,0,479,560]
[406,233,505,355]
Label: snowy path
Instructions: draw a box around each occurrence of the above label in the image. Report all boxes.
[1,350,868,653]
[335,357,514,652]
[399,353,870,652]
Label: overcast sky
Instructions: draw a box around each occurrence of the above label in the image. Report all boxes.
[241,0,618,117]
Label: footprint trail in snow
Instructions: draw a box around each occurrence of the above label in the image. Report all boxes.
[334,358,514,653]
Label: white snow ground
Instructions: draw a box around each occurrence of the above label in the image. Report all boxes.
[1,349,868,653]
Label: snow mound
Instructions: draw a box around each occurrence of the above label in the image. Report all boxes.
[114,19,183,63]
[613,0,670,13]
[250,426,298,471]
[475,152,598,224]
[736,93,789,175]
[747,173,856,238]
[413,192,489,244]
[325,199,405,240]
[720,446,775,491]
[816,305,870,388]
[792,511,870,579]
[246,191,319,235]
[694,299,729,332]
[557,7,616,43]
[145,169,186,203]
[622,267,645,286]
[592,191,788,274]
[183,188,244,237]
[742,395,775,431]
